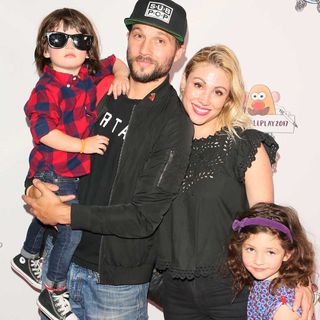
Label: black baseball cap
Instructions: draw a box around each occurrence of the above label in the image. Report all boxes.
[124,0,187,43]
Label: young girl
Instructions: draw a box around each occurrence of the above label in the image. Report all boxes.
[11,8,128,320]
[228,202,315,320]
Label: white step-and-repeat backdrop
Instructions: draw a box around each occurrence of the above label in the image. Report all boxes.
[1,1,319,318]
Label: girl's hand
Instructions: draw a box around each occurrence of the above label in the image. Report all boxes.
[293,284,314,320]
[107,75,129,99]
[83,135,109,155]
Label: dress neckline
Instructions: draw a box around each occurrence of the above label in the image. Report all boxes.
[193,127,226,143]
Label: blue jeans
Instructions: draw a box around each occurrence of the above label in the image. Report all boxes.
[41,236,149,320]
[22,170,81,288]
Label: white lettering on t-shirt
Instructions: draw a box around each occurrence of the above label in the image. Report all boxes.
[99,111,128,141]
[118,126,128,139]
[99,112,112,127]
[112,118,122,133]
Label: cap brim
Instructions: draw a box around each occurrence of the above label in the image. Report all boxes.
[124,18,184,43]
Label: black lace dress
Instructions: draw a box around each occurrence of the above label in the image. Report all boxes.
[156,128,279,279]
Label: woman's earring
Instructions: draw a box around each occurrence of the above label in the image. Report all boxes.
[179,87,185,98]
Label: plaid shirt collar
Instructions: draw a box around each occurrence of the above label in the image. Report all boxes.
[43,64,88,85]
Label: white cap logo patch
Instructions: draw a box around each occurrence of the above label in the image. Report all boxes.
[145,1,173,24]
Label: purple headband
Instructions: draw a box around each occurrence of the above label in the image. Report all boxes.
[232,217,293,243]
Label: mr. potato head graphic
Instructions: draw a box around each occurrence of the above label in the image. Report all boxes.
[244,84,280,116]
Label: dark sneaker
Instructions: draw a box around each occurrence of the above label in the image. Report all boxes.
[11,254,42,290]
[37,288,78,320]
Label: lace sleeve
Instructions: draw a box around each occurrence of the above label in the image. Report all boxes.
[236,129,279,182]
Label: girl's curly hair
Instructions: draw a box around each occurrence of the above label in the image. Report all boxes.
[228,202,314,295]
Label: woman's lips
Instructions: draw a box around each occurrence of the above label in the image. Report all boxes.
[192,103,210,116]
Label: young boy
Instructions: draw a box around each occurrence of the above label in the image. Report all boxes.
[11,8,128,320]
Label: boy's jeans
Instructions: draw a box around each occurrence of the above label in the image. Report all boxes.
[22,170,81,288]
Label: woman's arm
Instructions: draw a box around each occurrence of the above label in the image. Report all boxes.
[244,144,274,207]
[293,285,314,320]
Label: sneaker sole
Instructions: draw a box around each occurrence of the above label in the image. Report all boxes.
[37,299,60,320]
[37,299,79,320]
[11,260,42,291]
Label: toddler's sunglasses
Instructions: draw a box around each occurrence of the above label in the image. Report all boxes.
[45,32,93,51]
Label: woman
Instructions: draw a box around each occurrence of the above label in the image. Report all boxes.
[156,44,279,319]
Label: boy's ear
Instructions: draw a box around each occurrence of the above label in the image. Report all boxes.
[43,49,50,58]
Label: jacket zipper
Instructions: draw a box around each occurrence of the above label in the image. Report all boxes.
[97,104,137,283]
[157,150,174,187]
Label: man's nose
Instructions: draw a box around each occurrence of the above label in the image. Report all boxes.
[139,39,152,55]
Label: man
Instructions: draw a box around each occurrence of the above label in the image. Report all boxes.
[24,0,193,319]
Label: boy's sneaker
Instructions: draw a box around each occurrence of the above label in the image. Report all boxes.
[37,288,78,320]
[11,254,42,290]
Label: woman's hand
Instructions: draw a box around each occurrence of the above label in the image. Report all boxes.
[293,284,314,320]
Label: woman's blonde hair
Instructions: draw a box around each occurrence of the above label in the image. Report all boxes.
[183,45,251,138]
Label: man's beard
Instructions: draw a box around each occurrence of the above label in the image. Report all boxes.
[127,51,175,83]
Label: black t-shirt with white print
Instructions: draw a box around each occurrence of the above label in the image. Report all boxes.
[73,95,137,271]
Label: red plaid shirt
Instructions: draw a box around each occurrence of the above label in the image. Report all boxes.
[25,55,116,178]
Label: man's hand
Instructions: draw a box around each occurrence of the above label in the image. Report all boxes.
[26,181,59,199]
[293,284,314,320]
[22,179,73,225]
